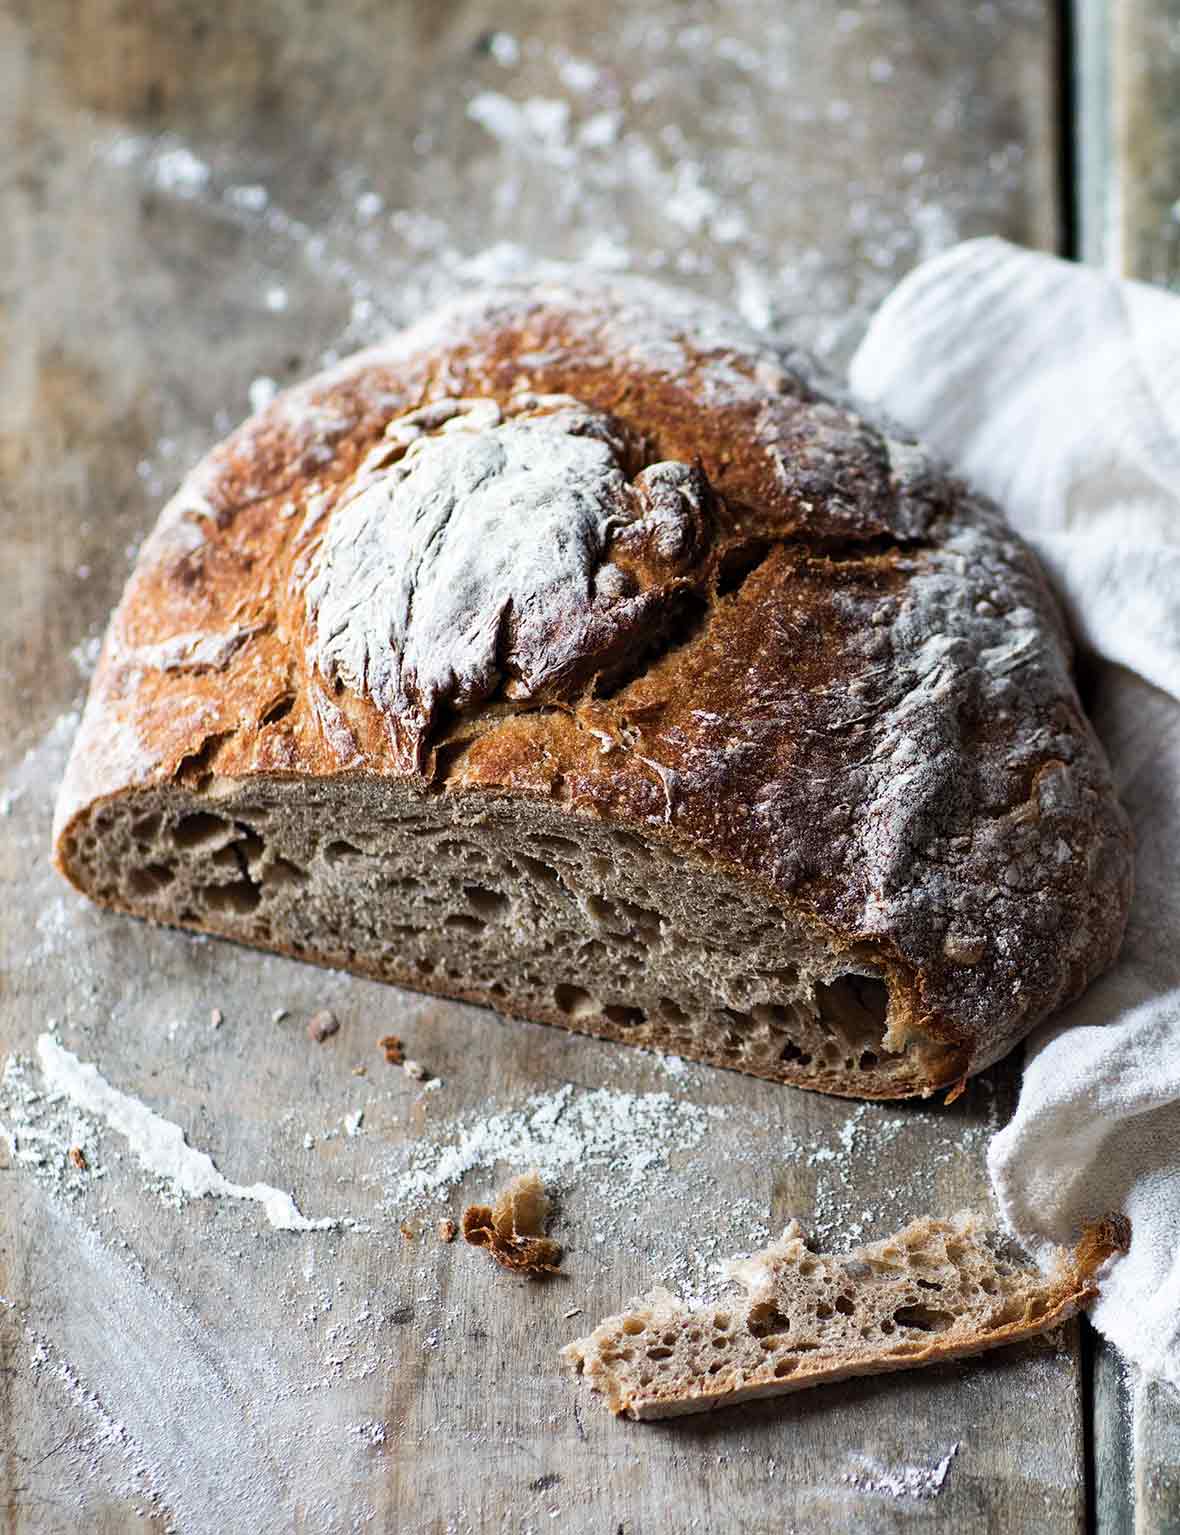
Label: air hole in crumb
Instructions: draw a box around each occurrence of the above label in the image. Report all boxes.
[554,984,598,1019]
[519,854,562,890]
[659,998,688,1024]
[585,893,619,926]
[815,974,890,1036]
[265,857,307,888]
[747,1302,790,1339]
[132,813,162,841]
[129,864,174,896]
[173,812,230,849]
[202,880,263,915]
[893,1305,954,1333]
[646,1346,673,1361]
[603,1004,644,1029]
[773,1358,798,1377]
[780,1040,813,1067]
[834,1295,854,1315]
[531,835,579,855]
[465,885,509,919]
[816,1302,833,1321]
[444,913,485,933]
[324,840,363,863]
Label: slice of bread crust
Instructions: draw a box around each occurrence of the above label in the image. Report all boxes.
[563,1211,1129,1420]
[52,275,1132,1098]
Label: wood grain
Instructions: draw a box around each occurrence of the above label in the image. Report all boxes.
[1079,4,1180,1531]
[0,1,1078,1530]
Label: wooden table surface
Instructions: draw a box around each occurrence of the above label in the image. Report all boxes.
[1,2,1176,1530]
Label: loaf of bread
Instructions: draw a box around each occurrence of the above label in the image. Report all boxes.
[563,1212,1130,1420]
[52,276,1131,1098]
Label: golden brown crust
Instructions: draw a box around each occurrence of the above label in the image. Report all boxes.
[53,275,1133,1087]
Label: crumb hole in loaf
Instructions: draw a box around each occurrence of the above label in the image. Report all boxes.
[603,1004,645,1029]
[519,854,563,890]
[747,1301,790,1339]
[201,880,262,915]
[554,984,598,1019]
[465,885,509,919]
[893,1304,955,1333]
[323,839,363,863]
[444,913,485,933]
[173,811,231,849]
[128,863,174,896]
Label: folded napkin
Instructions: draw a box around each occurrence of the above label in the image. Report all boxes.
[850,237,1180,1388]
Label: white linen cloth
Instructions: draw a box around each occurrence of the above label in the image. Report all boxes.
[850,237,1180,1388]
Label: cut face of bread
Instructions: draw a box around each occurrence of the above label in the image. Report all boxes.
[58,776,959,1097]
[563,1213,1130,1420]
[52,276,1132,1099]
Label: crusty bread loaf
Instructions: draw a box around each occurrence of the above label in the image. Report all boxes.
[52,275,1132,1098]
[563,1212,1130,1420]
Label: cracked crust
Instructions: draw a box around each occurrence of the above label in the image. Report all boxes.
[52,275,1132,1094]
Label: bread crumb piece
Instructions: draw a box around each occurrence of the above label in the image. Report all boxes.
[352,1063,368,1077]
[272,1008,288,1023]
[68,1146,88,1171]
[462,1169,562,1278]
[380,1034,405,1065]
[403,1058,428,1081]
[400,1221,416,1241]
[210,1008,223,1029]
[308,1010,339,1043]
[563,1307,582,1320]
[564,1211,1130,1420]
[438,1218,457,1244]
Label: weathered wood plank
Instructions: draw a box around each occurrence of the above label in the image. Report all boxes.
[1114,0,1180,284]
[0,1,1073,1530]
[1078,3,1180,1531]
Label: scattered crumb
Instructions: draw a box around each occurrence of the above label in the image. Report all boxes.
[462,1169,562,1278]
[344,1110,364,1137]
[400,1221,416,1242]
[67,1146,88,1172]
[210,1008,223,1029]
[403,1059,428,1081]
[351,1063,368,1077]
[563,1307,582,1320]
[272,1008,288,1024]
[438,1218,457,1244]
[307,1010,339,1043]
[379,1035,404,1066]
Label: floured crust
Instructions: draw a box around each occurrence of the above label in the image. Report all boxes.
[53,274,1132,1089]
[562,1212,1131,1420]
